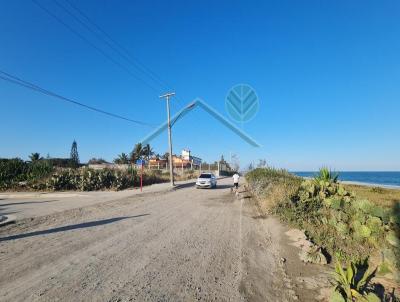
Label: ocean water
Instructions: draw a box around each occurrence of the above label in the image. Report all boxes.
[292,171,400,188]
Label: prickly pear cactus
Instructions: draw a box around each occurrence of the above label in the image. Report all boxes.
[355,224,372,239]
[335,222,349,237]
[366,217,383,235]
[337,185,347,197]
[385,231,399,247]
[330,198,343,210]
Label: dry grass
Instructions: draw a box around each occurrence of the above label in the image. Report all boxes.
[246,168,302,213]
[344,184,400,209]
[175,170,200,181]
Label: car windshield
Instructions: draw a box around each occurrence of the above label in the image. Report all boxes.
[199,174,212,178]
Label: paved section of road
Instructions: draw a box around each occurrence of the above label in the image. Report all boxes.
[0,178,297,302]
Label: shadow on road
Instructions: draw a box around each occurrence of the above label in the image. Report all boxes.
[0,200,58,207]
[214,185,234,190]
[0,214,149,242]
[0,210,18,216]
[174,182,196,189]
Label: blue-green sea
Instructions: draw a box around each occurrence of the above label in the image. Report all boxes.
[292,172,400,188]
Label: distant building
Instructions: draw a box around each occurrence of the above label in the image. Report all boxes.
[149,149,202,169]
[181,149,202,165]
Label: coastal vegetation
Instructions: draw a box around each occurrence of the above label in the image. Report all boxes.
[246,167,400,300]
[343,184,400,209]
[0,142,201,192]
[0,158,198,192]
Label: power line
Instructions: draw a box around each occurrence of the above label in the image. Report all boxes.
[60,0,184,107]
[31,0,161,94]
[63,0,172,91]
[32,0,185,108]
[0,70,155,127]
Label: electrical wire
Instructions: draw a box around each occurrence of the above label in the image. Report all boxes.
[63,0,172,91]
[0,70,155,127]
[33,0,185,109]
[31,0,161,94]
[60,0,184,107]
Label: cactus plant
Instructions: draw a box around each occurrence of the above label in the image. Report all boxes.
[337,185,348,197]
[385,231,399,247]
[352,220,372,239]
[331,198,344,210]
[366,217,382,235]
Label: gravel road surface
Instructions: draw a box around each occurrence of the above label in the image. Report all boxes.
[0,178,299,302]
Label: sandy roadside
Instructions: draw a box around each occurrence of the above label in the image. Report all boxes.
[0,178,330,301]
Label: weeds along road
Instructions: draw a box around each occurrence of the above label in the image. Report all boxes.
[0,178,297,302]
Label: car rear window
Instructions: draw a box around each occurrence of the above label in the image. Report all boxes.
[199,174,212,178]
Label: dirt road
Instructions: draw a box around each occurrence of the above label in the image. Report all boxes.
[0,178,303,302]
[0,180,194,220]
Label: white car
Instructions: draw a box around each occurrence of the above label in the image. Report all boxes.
[196,173,217,188]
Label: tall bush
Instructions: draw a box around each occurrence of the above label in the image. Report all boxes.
[27,160,53,180]
[0,158,28,188]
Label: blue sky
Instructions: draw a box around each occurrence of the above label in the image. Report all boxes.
[1,0,399,171]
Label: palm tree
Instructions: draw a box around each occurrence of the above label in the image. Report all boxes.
[29,152,42,162]
[130,143,143,163]
[114,153,129,164]
[142,144,154,160]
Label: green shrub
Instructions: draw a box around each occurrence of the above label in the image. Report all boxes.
[27,160,53,180]
[0,158,54,189]
[0,158,28,187]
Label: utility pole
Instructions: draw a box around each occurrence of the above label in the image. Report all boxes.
[160,92,175,187]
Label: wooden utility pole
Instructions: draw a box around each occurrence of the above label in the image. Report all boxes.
[160,92,175,187]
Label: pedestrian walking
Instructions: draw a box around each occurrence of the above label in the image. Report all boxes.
[232,172,240,191]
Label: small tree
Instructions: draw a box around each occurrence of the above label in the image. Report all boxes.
[114,153,129,164]
[29,152,42,162]
[70,140,79,168]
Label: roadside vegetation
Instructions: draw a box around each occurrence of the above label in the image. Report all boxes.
[0,158,199,192]
[246,167,400,301]
[0,142,200,192]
